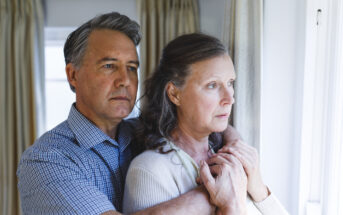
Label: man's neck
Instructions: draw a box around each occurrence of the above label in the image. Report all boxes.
[75,104,121,139]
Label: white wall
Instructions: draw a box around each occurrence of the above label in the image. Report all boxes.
[199,0,227,40]
[45,0,226,39]
[45,0,138,27]
[262,0,306,214]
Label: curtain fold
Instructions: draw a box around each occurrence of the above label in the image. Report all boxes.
[0,0,44,214]
[137,0,199,92]
[223,0,263,149]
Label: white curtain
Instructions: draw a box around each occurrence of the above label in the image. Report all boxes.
[0,0,44,214]
[137,0,200,87]
[223,0,263,149]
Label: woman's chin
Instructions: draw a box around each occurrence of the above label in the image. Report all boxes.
[211,124,229,133]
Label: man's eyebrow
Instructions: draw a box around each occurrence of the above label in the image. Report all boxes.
[96,58,139,67]
[96,57,118,64]
[129,60,140,67]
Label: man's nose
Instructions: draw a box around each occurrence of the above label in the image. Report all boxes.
[115,66,130,87]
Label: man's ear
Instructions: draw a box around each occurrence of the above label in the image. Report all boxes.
[166,82,181,106]
[66,63,77,90]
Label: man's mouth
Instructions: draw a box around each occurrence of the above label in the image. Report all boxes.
[110,96,130,101]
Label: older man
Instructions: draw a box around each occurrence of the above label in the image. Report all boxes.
[17,12,241,215]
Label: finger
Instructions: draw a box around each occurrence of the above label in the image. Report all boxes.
[227,141,258,161]
[222,145,256,168]
[209,164,229,176]
[227,155,246,176]
[199,161,215,192]
[220,139,253,155]
[228,148,258,174]
[218,139,240,153]
[215,153,237,164]
[207,154,230,166]
[212,153,242,168]
[196,176,202,185]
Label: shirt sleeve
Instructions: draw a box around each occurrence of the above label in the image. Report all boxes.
[123,162,178,214]
[253,192,289,215]
[17,147,115,215]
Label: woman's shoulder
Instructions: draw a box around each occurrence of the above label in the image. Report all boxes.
[129,145,180,173]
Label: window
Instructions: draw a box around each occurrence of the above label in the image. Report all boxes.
[45,28,76,131]
[299,0,343,214]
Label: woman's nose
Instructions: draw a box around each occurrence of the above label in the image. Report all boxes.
[222,87,235,105]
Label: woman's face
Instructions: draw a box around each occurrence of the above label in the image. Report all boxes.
[171,54,236,137]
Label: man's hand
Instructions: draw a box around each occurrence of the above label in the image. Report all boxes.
[218,140,269,202]
[199,156,247,215]
[221,124,242,144]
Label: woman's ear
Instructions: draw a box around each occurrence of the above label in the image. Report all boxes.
[166,82,181,106]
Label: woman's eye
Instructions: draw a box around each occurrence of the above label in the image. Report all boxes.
[207,82,217,89]
[228,80,235,87]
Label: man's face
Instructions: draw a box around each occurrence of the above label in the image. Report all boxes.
[68,29,139,127]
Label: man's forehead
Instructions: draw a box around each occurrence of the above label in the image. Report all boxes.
[85,29,138,61]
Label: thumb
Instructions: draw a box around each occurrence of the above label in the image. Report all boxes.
[199,160,215,193]
[196,176,202,185]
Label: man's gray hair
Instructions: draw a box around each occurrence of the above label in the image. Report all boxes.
[64,12,141,92]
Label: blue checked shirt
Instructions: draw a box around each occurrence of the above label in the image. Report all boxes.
[17,104,141,215]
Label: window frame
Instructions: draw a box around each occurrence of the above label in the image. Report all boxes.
[298,0,343,214]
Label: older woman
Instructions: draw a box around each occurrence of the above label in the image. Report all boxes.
[123,33,288,215]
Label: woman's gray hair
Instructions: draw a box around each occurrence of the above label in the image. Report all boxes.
[63,12,141,92]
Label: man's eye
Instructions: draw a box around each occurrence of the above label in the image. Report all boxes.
[103,64,113,69]
[207,82,217,89]
[128,66,137,73]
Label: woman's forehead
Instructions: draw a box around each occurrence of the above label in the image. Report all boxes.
[187,55,235,82]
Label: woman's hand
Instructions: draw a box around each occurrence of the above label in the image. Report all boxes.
[199,155,247,215]
[218,140,269,202]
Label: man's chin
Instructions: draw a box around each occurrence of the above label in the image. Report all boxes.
[110,106,133,118]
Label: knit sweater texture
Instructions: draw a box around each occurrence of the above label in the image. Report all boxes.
[123,142,289,214]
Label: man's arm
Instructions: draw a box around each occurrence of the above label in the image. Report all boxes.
[222,124,242,144]
[102,186,213,215]
[17,147,116,214]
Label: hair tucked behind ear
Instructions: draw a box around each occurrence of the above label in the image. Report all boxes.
[135,33,227,150]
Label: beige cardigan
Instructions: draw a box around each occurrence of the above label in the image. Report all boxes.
[123,142,289,215]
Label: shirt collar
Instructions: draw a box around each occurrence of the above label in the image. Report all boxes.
[67,104,119,149]
[116,120,133,152]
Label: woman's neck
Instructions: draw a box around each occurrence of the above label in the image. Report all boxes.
[171,126,210,164]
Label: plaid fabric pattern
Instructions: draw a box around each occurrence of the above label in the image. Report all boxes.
[17,104,139,214]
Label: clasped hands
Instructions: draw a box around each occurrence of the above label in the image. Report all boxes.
[198,140,269,215]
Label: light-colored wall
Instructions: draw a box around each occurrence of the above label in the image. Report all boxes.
[45,0,226,41]
[199,0,227,40]
[45,0,138,27]
[262,0,306,214]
